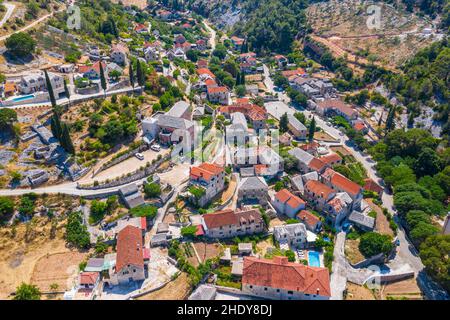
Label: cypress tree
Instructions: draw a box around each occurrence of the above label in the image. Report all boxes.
[241,72,246,85]
[235,71,241,86]
[279,113,288,133]
[385,106,396,134]
[129,62,135,88]
[308,117,316,141]
[136,61,145,87]
[99,60,107,95]
[64,79,70,103]
[61,123,75,155]
[50,111,62,140]
[44,70,57,108]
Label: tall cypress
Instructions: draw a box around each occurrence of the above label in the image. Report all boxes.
[44,70,57,108]
[64,79,70,103]
[61,123,75,155]
[308,117,316,142]
[50,111,62,140]
[136,61,145,87]
[385,106,396,134]
[129,62,135,88]
[99,60,107,95]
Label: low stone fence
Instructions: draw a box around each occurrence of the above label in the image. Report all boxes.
[350,252,385,269]
[364,271,415,285]
[92,143,149,177]
[77,153,171,190]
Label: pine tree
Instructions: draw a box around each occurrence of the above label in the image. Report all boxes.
[136,61,145,87]
[99,60,107,95]
[44,70,57,108]
[308,117,316,141]
[129,62,135,88]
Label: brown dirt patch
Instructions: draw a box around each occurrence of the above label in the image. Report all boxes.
[193,242,222,263]
[366,199,394,237]
[381,278,423,300]
[30,251,88,292]
[314,131,339,142]
[344,239,365,265]
[137,272,192,300]
[345,283,376,300]
[0,217,84,299]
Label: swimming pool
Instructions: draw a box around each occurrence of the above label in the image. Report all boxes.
[12,94,34,102]
[308,251,321,267]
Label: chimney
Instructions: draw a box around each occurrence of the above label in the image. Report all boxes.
[274,256,289,265]
[316,288,320,295]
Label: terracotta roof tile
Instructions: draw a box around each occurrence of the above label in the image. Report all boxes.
[305,180,335,199]
[115,225,144,273]
[296,210,321,228]
[242,256,330,296]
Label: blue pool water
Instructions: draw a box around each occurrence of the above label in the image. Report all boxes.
[12,94,34,102]
[308,251,321,267]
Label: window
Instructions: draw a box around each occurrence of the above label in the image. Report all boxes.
[276,289,280,293]
[288,291,293,295]
[264,287,267,291]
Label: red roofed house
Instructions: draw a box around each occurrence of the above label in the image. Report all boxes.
[107,225,145,286]
[189,163,226,207]
[274,54,288,68]
[219,102,267,131]
[304,180,336,210]
[197,59,208,69]
[201,207,265,239]
[319,152,342,166]
[134,23,149,34]
[79,272,100,290]
[272,189,306,218]
[315,99,358,121]
[78,61,107,80]
[242,256,331,300]
[230,36,245,51]
[363,178,384,198]
[207,86,231,105]
[296,210,322,232]
[197,68,216,80]
[321,168,363,210]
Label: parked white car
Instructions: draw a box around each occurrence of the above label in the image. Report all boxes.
[151,144,161,152]
[135,153,144,160]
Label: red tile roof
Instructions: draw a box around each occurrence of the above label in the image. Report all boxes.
[207,86,228,94]
[308,158,327,172]
[317,99,357,118]
[319,153,342,165]
[305,180,335,199]
[78,61,106,74]
[296,210,321,229]
[323,168,362,196]
[195,224,205,236]
[281,68,305,78]
[197,68,215,78]
[190,163,224,182]
[275,189,305,209]
[242,256,331,297]
[203,208,263,230]
[80,272,99,285]
[115,225,144,273]
[363,178,383,194]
